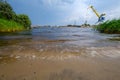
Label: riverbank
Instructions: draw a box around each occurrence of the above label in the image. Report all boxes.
[0,1,31,32]
[95,19,120,34]
[0,19,25,32]
[1,49,120,80]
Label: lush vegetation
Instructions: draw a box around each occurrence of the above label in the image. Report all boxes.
[95,19,120,34]
[0,19,24,32]
[0,0,31,32]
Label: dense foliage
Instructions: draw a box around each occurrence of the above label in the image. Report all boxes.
[95,19,120,34]
[0,0,15,20]
[0,0,31,32]
[0,19,24,32]
[15,14,31,29]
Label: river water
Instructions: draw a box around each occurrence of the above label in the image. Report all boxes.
[0,27,120,80]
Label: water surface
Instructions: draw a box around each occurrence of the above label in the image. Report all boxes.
[0,27,120,80]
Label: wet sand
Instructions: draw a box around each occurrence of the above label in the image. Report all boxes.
[0,49,120,80]
[0,27,120,80]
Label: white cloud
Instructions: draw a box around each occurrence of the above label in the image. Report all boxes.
[58,0,94,24]
[9,0,120,25]
[40,0,94,24]
[105,6,120,20]
[35,0,120,25]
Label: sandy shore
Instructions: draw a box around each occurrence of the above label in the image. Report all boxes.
[0,46,120,80]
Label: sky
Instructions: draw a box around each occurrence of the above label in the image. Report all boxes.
[8,0,120,26]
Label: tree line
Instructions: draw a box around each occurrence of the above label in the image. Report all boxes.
[0,0,31,29]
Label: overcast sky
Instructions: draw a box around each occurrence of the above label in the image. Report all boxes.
[8,0,120,26]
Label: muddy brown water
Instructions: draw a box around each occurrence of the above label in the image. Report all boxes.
[0,27,120,80]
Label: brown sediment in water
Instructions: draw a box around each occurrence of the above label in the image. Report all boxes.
[108,37,120,41]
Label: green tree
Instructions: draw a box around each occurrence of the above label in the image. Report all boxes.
[16,14,31,29]
[0,0,31,30]
[0,0,15,20]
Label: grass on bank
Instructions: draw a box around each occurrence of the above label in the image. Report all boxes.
[95,19,120,34]
[0,19,25,32]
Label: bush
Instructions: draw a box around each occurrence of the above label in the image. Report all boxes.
[0,19,24,32]
[15,14,31,29]
[0,0,31,31]
[0,0,15,20]
[95,19,120,34]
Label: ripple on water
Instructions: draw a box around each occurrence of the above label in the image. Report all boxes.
[0,28,120,63]
[0,46,119,63]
